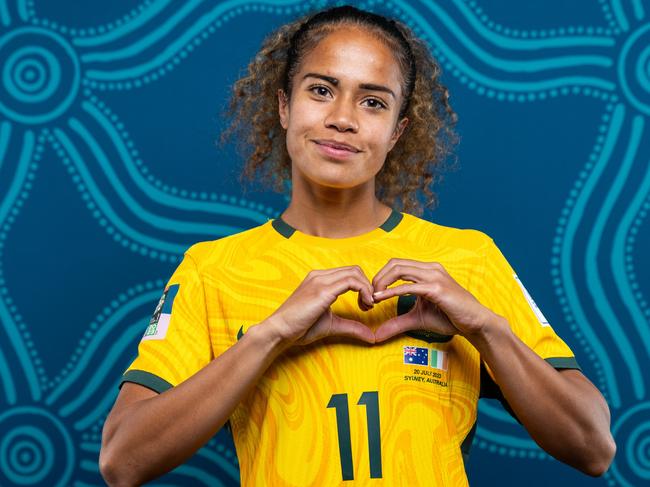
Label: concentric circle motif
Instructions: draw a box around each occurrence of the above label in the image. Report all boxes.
[611,402,650,486]
[0,407,74,486]
[618,23,650,116]
[0,27,80,124]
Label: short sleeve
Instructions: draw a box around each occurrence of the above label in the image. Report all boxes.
[119,251,213,393]
[479,237,579,371]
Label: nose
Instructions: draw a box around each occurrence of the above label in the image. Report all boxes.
[324,96,359,133]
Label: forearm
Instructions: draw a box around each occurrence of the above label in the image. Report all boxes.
[101,322,286,486]
[466,317,615,476]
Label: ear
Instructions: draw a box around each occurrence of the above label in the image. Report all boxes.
[388,117,409,151]
[278,89,289,129]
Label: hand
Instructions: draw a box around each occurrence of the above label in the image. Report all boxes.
[265,266,376,346]
[370,258,499,343]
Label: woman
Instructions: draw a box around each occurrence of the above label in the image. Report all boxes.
[99,6,615,486]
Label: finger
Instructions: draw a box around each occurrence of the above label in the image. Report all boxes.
[330,315,375,343]
[373,311,421,343]
[372,282,428,302]
[306,265,364,279]
[372,259,432,289]
[318,270,374,309]
[373,264,434,293]
[358,291,373,312]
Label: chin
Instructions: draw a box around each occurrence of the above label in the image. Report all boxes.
[303,166,365,189]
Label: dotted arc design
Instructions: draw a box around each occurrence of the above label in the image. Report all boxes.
[0,0,647,485]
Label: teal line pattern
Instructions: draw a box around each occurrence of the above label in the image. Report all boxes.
[476,426,540,451]
[83,0,306,80]
[68,318,151,430]
[53,128,188,254]
[618,23,650,115]
[478,401,517,424]
[398,1,616,92]
[0,333,16,404]
[79,442,99,453]
[81,100,268,223]
[631,0,645,21]
[611,153,650,361]
[173,464,226,487]
[72,0,174,47]
[0,130,41,403]
[0,0,648,484]
[195,447,241,482]
[0,0,10,28]
[68,117,234,236]
[560,104,625,408]
[611,0,630,32]
[41,278,163,393]
[0,129,32,225]
[417,1,613,72]
[585,115,644,400]
[78,460,98,473]
[0,120,11,172]
[451,0,615,49]
[79,0,212,63]
[45,293,158,406]
[15,0,25,22]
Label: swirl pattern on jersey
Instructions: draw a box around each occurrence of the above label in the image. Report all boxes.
[0,0,647,485]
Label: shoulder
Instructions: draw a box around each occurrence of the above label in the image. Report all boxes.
[182,219,279,270]
[399,212,494,254]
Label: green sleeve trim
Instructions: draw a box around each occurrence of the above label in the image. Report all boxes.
[119,369,173,394]
[545,356,581,371]
[478,356,583,426]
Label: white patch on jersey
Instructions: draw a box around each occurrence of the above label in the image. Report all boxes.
[141,313,171,341]
[513,273,550,327]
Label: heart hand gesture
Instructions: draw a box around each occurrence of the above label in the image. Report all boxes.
[265,265,376,347]
[371,258,499,343]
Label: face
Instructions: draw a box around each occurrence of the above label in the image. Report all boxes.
[278,26,409,191]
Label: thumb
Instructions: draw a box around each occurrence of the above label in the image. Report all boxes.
[330,314,376,344]
[374,311,421,343]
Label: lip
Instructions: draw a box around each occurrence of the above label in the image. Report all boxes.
[312,139,361,153]
[312,141,358,160]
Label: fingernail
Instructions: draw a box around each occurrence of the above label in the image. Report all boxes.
[373,290,383,296]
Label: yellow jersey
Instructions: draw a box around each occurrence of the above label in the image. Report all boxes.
[120,210,578,486]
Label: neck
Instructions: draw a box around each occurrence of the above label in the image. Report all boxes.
[280,177,392,239]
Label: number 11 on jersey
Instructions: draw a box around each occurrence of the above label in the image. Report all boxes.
[327,391,382,480]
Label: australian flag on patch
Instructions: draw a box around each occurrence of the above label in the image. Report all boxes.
[403,346,429,365]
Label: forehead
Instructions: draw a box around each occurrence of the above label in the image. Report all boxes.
[297,26,403,96]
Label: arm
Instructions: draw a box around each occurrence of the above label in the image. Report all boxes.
[370,258,616,476]
[100,266,375,486]
[466,317,615,476]
[100,322,286,486]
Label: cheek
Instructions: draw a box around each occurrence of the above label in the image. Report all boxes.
[366,121,398,152]
[285,110,321,153]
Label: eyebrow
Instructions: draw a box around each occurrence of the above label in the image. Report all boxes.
[302,73,396,99]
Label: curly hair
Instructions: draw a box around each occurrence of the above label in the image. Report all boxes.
[221,5,458,216]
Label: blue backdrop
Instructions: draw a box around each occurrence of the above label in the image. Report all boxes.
[1,0,649,485]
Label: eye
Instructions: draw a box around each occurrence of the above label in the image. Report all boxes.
[362,98,387,110]
[309,85,332,97]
